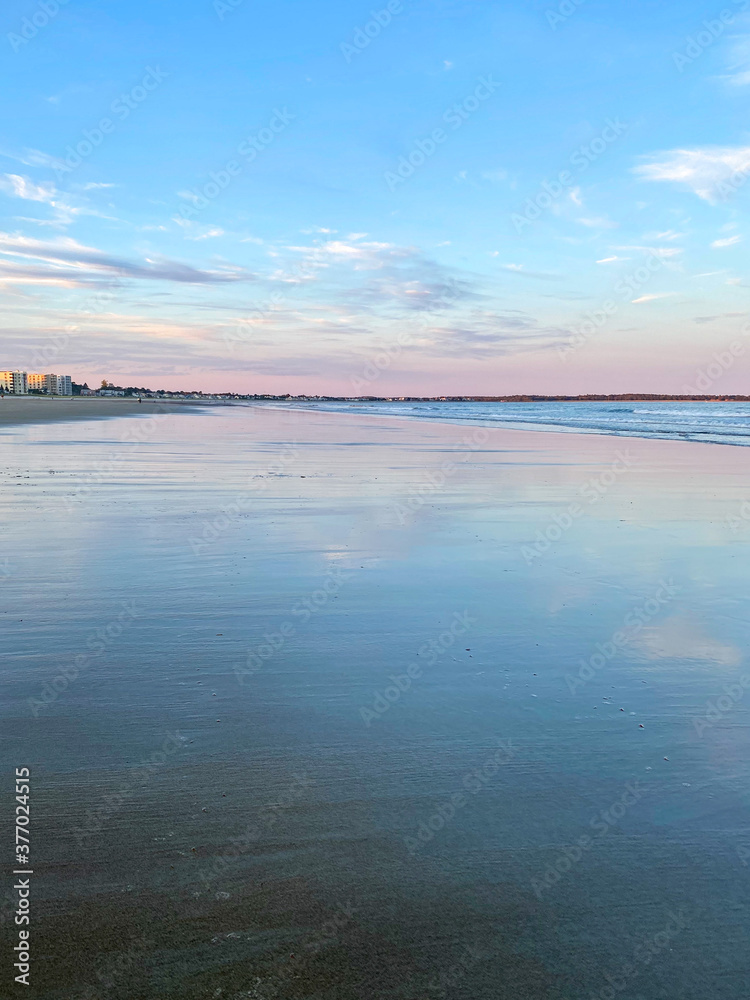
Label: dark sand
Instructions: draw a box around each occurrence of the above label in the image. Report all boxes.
[0,395,207,427]
[2,405,749,999]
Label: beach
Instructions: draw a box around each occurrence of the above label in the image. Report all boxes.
[2,403,749,999]
[0,395,209,428]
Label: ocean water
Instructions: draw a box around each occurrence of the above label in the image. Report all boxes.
[267,399,750,447]
[2,405,750,999]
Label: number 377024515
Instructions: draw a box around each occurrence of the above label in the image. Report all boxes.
[15,768,31,861]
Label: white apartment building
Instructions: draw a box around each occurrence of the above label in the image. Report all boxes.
[25,372,73,395]
[0,370,28,394]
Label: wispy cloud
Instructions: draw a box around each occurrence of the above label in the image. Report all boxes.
[500,263,561,280]
[643,229,684,241]
[0,174,57,203]
[0,147,67,170]
[631,292,676,304]
[285,238,405,272]
[263,237,477,321]
[576,216,617,228]
[634,146,750,203]
[710,234,742,247]
[720,32,750,86]
[421,310,569,358]
[615,244,683,258]
[190,228,225,241]
[0,231,253,286]
[725,68,750,85]
[693,311,745,323]
[0,171,104,227]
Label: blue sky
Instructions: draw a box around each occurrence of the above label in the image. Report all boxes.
[1,0,749,394]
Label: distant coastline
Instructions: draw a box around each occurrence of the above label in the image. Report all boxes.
[277,394,750,403]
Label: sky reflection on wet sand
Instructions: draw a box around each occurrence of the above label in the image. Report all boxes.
[2,406,749,999]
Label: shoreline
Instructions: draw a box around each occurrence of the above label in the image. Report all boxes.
[3,395,749,450]
[255,399,750,449]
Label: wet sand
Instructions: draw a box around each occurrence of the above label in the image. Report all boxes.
[2,405,749,999]
[0,395,207,427]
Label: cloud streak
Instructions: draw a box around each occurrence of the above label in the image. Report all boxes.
[634,146,750,203]
[710,234,742,248]
[0,232,253,286]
